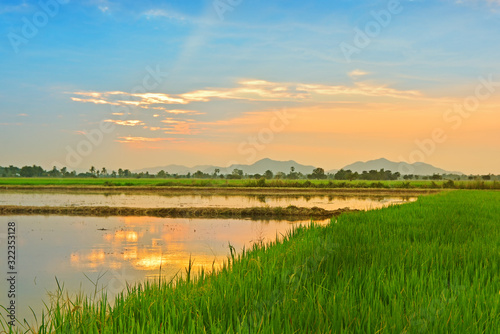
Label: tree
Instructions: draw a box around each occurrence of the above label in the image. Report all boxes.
[275,171,286,179]
[231,169,243,179]
[309,168,326,180]
[48,166,60,177]
[264,170,273,179]
[90,166,95,176]
[101,167,107,176]
[157,170,167,178]
[288,166,298,180]
[214,169,220,178]
[20,165,45,177]
[193,170,207,178]
[118,168,124,177]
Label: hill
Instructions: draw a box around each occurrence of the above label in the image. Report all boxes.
[135,158,317,175]
[137,158,463,176]
[337,158,463,176]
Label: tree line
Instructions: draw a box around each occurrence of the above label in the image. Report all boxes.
[1,164,497,181]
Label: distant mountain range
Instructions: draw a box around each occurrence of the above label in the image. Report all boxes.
[135,158,463,176]
[336,158,463,176]
[135,158,317,175]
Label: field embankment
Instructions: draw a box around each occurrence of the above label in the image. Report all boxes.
[0,177,499,191]
[0,205,354,220]
[6,190,497,333]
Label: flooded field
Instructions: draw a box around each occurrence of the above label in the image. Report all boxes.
[0,192,416,211]
[0,192,417,327]
[0,214,320,326]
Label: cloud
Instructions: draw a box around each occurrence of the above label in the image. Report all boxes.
[116,136,182,143]
[348,69,369,78]
[142,9,187,22]
[455,0,500,8]
[85,0,111,13]
[161,118,201,135]
[297,82,422,100]
[163,109,205,115]
[71,97,120,105]
[71,91,189,109]
[0,3,30,14]
[104,119,145,126]
[179,80,309,102]
[70,79,425,111]
[180,80,423,102]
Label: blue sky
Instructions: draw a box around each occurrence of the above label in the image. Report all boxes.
[1,0,499,173]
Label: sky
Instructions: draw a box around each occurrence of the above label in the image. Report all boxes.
[0,0,499,174]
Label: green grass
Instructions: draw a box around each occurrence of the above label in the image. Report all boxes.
[2,190,498,333]
[0,177,499,189]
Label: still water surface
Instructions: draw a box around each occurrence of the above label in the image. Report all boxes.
[0,192,416,211]
[0,193,417,328]
[0,215,318,327]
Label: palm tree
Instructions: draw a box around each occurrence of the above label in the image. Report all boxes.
[101,167,107,176]
[90,166,95,175]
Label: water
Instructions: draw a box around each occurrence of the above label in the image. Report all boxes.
[0,215,318,327]
[0,192,416,211]
[0,192,417,328]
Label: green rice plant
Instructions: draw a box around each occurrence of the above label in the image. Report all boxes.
[1,191,499,333]
[1,177,499,190]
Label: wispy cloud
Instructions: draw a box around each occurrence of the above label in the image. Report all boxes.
[85,0,111,13]
[104,119,145,126]
[0,3,30,14]
[116,136,182,143]
[161,118,201,135]
[163,109,205,115]
[348,69,369,78]
[297,82,422,100]
[142,9,188,22]
[70,79,424,110]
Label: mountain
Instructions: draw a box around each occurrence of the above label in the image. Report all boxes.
[136,157,462,176]
[338,158,463,176]
[135,158,318,175]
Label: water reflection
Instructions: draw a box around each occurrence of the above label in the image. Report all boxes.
[0,192,416,211]
[0,215,318,326]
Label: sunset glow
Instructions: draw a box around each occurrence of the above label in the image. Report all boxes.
[1,0,499,173]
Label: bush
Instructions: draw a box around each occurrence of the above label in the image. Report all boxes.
[257,177,266,187]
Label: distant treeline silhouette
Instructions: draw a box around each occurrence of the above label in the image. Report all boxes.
[1,164,498,181]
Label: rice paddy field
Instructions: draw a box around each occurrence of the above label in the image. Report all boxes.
[3,190,498,333]
[0,177,499,190]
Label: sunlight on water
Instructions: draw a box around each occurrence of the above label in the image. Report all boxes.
[0,215,320,326]
[0,192,416,210]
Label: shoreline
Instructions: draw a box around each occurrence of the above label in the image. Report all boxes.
[0,205,357,220]
[0,185,439,196]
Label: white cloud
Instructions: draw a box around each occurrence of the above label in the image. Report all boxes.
[348,69,369,78]
[142,9,188,22]
[71,79,425,112]
[0,3,30,14]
